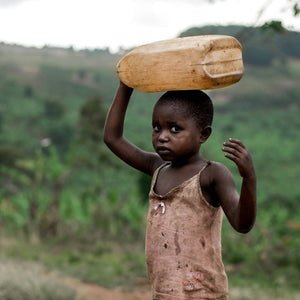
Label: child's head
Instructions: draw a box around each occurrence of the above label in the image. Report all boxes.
[152,90,213,161]
[154,90,213,129]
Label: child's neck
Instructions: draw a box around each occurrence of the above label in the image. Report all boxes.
[154,154,207,196]
[170,153,204,168]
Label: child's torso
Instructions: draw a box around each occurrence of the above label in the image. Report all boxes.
[146,162,228,300]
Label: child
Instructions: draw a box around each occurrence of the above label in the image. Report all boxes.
[104,81,257,300]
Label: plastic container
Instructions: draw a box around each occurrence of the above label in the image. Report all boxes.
[117,35,244,92]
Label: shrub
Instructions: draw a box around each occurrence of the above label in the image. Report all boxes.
[0,260,77,300]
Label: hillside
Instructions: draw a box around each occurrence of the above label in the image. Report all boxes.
[180,24,300,63]
[0,26,300,291]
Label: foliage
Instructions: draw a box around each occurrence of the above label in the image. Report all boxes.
[261,20,286,34]
[0,260,77,300]
[294,3,300,16]
[73,95,109,169]
[179,25,300,64]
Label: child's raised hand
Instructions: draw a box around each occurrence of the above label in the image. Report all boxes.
[222,138,256,179]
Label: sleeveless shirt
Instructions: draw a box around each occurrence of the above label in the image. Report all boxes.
[145,162,228,300]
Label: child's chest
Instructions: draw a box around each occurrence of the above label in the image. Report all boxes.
[154,171,190,196]
[153,163,211,197]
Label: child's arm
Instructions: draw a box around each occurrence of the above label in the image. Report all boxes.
[213,138,257,233]
[104,81,163,175]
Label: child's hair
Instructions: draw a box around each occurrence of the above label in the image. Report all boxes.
[154,90,214,129]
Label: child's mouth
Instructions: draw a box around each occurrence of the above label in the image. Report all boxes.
[157,146,171,155]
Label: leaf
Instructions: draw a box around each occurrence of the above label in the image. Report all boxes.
[293,2,300,16]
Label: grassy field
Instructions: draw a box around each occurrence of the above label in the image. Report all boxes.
[1,234,300,300]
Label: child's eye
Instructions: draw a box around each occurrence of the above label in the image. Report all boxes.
[170,125,181,133]
[153,124,161,132]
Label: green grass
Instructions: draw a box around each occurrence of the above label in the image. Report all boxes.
[0,259,77,300]
[1,233,300,299]
[0,233,147,289]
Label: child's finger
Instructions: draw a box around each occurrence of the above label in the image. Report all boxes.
[223,138,249,156]
[222,142,243,156]
[228,138,246,149]
[223,152,239,164]
[222,142,242,151]
[222,147,242,158]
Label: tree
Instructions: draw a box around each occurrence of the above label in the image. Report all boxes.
[74,95,107,169]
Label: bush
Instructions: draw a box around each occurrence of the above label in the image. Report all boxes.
[0,260,77,300]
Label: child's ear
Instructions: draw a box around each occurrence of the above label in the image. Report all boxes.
[199,126,212,143]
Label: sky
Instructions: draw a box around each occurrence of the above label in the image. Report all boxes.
[0,0,299,52]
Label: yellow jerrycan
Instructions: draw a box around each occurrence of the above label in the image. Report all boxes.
[117,35,244,92]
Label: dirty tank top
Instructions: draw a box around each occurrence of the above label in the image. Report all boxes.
[145,162,228,300]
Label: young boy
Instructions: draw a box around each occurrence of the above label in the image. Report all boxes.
[104,82,257,300]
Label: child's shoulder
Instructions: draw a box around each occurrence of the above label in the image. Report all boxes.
[199,161,230,207]
[206,160,229,172]
[201,161,235,207]
[204,160,233,182]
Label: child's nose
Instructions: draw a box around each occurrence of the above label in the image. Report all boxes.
[158,130,169,142]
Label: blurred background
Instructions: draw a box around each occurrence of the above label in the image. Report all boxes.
[0,0,299,299]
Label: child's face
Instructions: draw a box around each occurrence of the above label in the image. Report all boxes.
[152,103,203,162]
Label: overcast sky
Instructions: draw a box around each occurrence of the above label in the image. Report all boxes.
[1,0,299,52]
